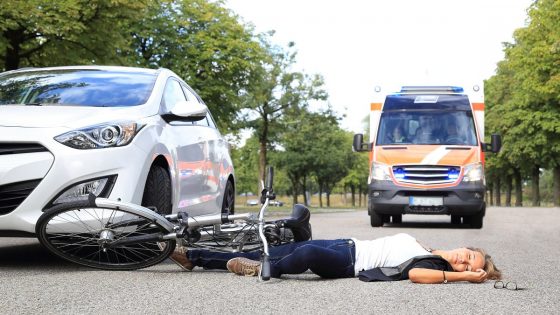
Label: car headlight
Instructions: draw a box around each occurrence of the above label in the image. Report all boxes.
[463,163,484,183]
[371,162,391,181]
[50,176,116,205]
[54,121,144,149]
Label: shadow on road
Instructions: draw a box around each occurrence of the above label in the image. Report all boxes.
[382,222,476,229]
[0,239,80,270]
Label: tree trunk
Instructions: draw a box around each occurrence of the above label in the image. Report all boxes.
[494,177,501,206]
[532,165,540,206]
[318,184,323,208]
[554,165,560,207]
[302,176,308,207]
[326,192,331,207]
[505,174,512,207]
[514,168,523,207]
[4,28,24,70]
[288,174,298,204]
[358,187,362,207]
[258,116,269,184]
[350,185,356,207]
[488,184,494,206]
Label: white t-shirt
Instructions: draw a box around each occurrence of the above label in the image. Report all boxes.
[352,233,430,275]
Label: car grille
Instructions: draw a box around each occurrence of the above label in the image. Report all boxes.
[0,179,42,215]
[392,165,460,185]
[0,143,48,155]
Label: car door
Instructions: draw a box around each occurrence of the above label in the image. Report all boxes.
[181,85,224,210]
[160,78,210,215]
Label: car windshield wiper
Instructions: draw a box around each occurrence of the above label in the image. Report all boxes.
[24,102,45,106]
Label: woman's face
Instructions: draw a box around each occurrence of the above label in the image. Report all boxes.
[445,248,485,272]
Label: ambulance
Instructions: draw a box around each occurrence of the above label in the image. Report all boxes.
[352,85,501,228]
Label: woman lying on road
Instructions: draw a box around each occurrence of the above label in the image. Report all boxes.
[167,233,501,283]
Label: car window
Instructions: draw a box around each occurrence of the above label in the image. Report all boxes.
[161,79,187,113]
[0,69,157,107]
[206,112,217,129]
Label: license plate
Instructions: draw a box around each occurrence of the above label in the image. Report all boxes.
[409,197,443,206]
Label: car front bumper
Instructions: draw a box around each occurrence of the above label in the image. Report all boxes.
[0,126,153,235]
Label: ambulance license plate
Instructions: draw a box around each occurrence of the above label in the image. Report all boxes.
[409,197,443,206]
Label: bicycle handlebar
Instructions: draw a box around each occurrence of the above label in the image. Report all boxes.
[260,255,271,281]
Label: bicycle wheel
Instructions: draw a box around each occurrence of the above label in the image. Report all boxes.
[36,200,176,270]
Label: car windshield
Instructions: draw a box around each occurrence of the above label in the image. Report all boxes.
[377,110,478,146]
[0,69,157,107]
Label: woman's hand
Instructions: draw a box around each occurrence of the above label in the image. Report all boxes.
[465,269,488,283]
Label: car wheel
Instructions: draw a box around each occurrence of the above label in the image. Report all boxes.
[392,214,402,224]
[221,180,235,215]
[451,215,461,224]
[464,206,484,229]
[141,165,172,215]
[370,212,384,227]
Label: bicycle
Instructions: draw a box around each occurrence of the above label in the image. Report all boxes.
[35,167,311,281]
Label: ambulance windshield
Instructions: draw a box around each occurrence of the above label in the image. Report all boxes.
[377,111,478,146]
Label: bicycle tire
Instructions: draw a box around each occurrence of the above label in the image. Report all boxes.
[36,200,176,270]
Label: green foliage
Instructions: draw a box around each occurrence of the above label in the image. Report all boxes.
[485,0,560,204]
[274,109,350,203]
[240,37,327,181]
[0,0,147,70]
[124,0,266,132]
[230,135,260,195]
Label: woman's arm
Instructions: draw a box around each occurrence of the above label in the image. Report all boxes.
[408,268,488,284]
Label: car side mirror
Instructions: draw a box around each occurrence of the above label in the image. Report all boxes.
[353,134,371,152]
[168,100,208,121]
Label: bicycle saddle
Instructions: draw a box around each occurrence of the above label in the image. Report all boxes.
[278,204,312,242]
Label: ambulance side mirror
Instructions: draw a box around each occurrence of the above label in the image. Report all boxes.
[353,134,371,152]
[482,134,501,153]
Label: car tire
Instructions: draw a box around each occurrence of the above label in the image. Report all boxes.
[392,214,402,224]
[451,215,461,224]
[465,206,484,229]
[221,180,235,215]
[370,212,384,227]
[141,165,172,215]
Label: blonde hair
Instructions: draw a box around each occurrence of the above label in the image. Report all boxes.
[467,247,502,280]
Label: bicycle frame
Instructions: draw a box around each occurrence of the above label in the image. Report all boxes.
[92,180,274,280]
[37,167,279,280]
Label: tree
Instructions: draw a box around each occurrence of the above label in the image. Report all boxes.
[241,39,327,185]
[274,109,315,205]
[342,149,369,207]
[486,0,560,206]
[230,135,260,199]
[0,0,146,70]
[314,129,355,207]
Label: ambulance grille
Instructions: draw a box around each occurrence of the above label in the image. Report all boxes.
[392,165,460,185]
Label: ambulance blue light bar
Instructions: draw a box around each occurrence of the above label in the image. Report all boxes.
[400,86,464,93]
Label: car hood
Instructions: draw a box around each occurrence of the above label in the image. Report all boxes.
[375,145,479,166]
[0,105,155,128]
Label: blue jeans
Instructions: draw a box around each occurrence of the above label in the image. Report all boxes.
[188,239,356,279]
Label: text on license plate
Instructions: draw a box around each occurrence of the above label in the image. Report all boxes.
[409,197,443,206]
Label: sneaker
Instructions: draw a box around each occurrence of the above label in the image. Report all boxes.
[226,257,261,276]
[159,243,194,271]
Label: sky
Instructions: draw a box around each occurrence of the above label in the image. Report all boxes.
[225,0,533,133]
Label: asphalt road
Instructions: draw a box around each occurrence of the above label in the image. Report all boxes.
[1,207,559,314]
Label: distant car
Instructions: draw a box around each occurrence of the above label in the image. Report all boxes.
[269,200,284,207]
[0,65,235,236]
[246,199,259,206]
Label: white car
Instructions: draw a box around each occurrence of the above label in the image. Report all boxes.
[0,65,235,236]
